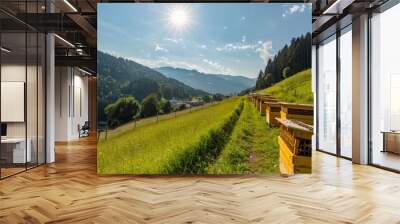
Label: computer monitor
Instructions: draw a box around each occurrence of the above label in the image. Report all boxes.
[1,123,7,137]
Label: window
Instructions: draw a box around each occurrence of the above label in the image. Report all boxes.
[339,26,352,158]
[317,35,337,154]
[370,3,400,171]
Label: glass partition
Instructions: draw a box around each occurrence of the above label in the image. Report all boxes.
[317,35,337,154]
[0,1,46,179]
[1,31,28,177]
[370,3,400,171]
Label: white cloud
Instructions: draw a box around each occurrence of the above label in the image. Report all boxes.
[242,35,246,43]
[256,41,273,64]
[199,44,207,49]
[163,38,183,43]
[154,44,168,52]
[289,4,306,13]
[216,40,274,64]
[216,43,257,52]
[240,16,246,21]
[283,4,306,17]
[202,59,233,74]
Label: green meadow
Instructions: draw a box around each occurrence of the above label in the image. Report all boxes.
[98,97,243,174]
[97,69,312,174]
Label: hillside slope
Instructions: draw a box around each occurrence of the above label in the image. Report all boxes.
[156,66,255,95]
[98,51,208,121]
[259,69,312,104]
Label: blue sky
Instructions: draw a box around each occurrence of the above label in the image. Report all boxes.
[98,3,311,78]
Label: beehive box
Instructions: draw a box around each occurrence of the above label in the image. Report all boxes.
[253,94,273,110]
[259,97,278,116]
[280,102,313,125]
[249,93,258,105]
[276,118,313,175]
[265,102,281,127]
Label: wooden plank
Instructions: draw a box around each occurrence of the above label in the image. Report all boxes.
[278,136,294,175]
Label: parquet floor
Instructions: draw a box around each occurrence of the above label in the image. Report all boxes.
[1,136,400,223]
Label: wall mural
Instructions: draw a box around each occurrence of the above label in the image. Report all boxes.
[97,3,312,175]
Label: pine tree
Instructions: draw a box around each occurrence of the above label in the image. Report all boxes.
[254,32,311,90]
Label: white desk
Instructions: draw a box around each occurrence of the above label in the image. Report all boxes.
[1,138,31,163]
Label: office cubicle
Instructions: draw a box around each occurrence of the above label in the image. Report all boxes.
[0,1,46,179]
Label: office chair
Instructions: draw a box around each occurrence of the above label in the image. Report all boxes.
[79,121,90,138]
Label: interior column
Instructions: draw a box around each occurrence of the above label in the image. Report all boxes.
[352,14,369,164]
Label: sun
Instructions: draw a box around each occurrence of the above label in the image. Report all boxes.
[167,5,191,31]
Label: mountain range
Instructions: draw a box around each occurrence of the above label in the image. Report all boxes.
[155,67,256,95]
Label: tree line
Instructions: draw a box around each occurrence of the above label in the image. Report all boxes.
[254,32,311,91]
[105,93,225,128]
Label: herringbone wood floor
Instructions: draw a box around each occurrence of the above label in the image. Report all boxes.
[1,136,400,223]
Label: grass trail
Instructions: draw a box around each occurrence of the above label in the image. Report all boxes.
[207,100,279,174]
[97,97,241,174]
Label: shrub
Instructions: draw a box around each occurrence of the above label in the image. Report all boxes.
[105,96,140,128]
[141,94,159,118]
[162,100,173,114]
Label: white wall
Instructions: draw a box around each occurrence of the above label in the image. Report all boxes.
[55,67,89,141]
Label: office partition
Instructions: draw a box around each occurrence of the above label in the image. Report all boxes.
[0,1,46,179]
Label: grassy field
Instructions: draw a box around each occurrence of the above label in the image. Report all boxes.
[98,101,220,141]
[98,69,312,175]
[259,69,313,104]
[207,100,279,174]
[97,97,242,174]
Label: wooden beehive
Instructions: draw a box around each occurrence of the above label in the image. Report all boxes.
[276,118,312,175]
[280,102,313,125]
[249,93,258,105]
[265,102,281,127]
[259,97,277,116]
[253,94,272,110]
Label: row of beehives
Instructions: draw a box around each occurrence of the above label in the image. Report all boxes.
[247,93,313,175]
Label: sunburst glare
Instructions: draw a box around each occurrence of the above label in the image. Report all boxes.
[166,5,192,32]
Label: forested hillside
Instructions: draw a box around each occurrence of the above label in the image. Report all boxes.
[254,32,311,90]
[97,51,208,122]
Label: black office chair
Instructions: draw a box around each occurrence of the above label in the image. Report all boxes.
[79,121,90,138]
